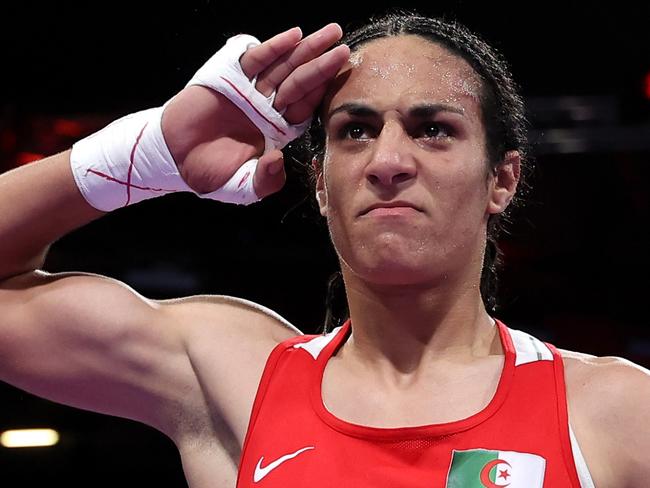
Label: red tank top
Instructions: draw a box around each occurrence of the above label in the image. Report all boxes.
[236,318,591,487]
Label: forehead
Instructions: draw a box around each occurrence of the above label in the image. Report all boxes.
[323,35,483,122]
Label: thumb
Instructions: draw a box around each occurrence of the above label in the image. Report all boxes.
[253,149,287,199]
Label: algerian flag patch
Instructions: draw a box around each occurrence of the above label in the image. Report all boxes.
[445,448,546,487]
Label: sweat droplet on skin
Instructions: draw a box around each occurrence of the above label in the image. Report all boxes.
[455,77,481,101]
[424,49,482,103]
[430,70,481,104]
[349,50,364,68]
[369,61,417,81]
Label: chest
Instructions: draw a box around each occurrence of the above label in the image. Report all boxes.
[321,356,505,427]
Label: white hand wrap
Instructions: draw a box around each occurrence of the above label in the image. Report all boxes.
[70,33,311,212]
[186,34,312,152]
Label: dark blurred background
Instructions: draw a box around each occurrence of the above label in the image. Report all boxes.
[1,1,648,486]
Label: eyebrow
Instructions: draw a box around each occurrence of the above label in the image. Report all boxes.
[326,102,466,121]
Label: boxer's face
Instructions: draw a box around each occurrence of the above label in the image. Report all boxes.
[315,35,517,287]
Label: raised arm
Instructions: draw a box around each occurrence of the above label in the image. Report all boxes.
[0,24,349,439]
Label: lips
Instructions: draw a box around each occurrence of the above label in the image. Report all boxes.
[359,200,422,216]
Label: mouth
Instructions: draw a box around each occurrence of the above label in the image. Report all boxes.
[359,201,423,217]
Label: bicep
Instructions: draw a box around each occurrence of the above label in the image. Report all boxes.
[0,270,198,435]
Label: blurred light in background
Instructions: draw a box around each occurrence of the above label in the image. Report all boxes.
[16,152,46,166]
[645,72,650,100]
[0,428,60,448]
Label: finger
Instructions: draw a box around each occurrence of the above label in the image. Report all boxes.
[282,83,330,124]
[255,23,343,98]
[240,27,303,80]
[253,149,286,198]
[275,44,351,123]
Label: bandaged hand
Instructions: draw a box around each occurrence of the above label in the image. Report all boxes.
[70,24,350,211]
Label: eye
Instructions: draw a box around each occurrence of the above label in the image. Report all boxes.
[348,125,366,139]
[336,122,379,141]
[340,123,371,140]
[420,122,453,139]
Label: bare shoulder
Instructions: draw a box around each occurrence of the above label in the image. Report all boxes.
[159,293,304,344]
[556,347,644,425]
[159,293,304,392]
[557,346,650,392]
[557,346,650,415]
[558,347,650,487]
[158,294,304,444]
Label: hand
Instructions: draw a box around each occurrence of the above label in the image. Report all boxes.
[161,24,350,199]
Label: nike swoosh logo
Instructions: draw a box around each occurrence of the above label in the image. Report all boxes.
[253,446,315,482]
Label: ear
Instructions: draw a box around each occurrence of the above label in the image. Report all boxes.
[313,158,328,217]
[487,150,521,215]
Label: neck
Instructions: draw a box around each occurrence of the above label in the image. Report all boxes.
[339,267,501,378]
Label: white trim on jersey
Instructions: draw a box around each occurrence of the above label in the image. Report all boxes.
[293,326,342,360]
[569,423,596,488]
[509,328,554,366]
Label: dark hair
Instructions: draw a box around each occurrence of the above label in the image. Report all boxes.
[289,9,533,333]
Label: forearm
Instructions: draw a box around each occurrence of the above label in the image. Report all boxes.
[0,26,333,280]
[0,150,105,279]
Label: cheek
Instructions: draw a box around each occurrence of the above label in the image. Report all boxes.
[427,161,492,226]
[321,164,363,252]
[322,156,362,211]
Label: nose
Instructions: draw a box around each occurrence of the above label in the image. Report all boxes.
[364,122,417,187]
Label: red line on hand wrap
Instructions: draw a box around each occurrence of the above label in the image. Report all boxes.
[86,120,177,207]
[125,122,149,206]
[237,171,251,189]
[219,76,287,137]
[85,169,176,194]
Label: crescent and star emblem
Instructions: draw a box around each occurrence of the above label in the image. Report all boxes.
[479,459,512,487]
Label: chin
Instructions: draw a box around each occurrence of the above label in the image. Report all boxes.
[344,258,440,288]
[335,240,422,283]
